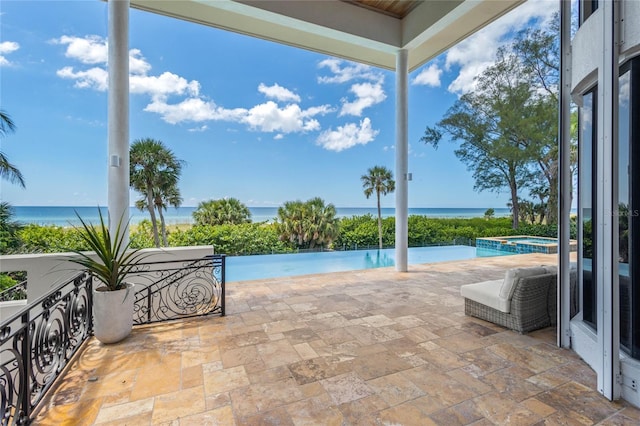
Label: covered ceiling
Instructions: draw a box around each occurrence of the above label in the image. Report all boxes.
[129,0,525,72]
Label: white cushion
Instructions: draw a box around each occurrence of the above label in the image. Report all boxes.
[499,266,548,300]
[461,280,510,313]
[542,264,558,275]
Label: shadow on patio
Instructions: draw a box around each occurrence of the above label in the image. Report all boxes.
[34,253,640,425]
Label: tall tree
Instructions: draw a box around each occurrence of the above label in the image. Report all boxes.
[0,202,22,254]
[276,198,338,249]
[0,110,25,188]
[193,198,252,226]
[153,174,183,247]
[421,17,567,228]
[304,197,339,249]
[361,166,395,249]
[512,21,562,223]
[130,138,183,247]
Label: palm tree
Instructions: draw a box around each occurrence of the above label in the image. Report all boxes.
[361,166,395,249]
[0,110,25,188]
[0,202,22,254]
[304,197,338,249]
[193,198,251,226]
[154,174,183,246]
[130,138,183,247]
[277,200,306,247]
[276,198,338,249]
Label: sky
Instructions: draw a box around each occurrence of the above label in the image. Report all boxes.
[0,0,558,209]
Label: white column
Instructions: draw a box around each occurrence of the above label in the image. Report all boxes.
[395,49,408,272]
[108,0,130,239]
[598,0,619,400]
[557,0,572,349]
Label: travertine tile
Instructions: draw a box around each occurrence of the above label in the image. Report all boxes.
[293,342,319,360]
[229,378,305,418]
[286,396,343,426]
[257,339,301,368]
[93,397,154,424]
[320,372,373,405]
[202,365,250,395]
[378,401,438,425]
[151,386,206,424]
[32,254,640,425]
[366,372,426,406]
[179,405,235,426]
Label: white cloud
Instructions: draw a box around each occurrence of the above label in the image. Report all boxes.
[258,83,300,103]
[0,41,19,54]
[188,125,208,132]
[53,35,107,64]
[412,63,442,87]
[54,35,200,99]
[146,96,330,133]
[128,48,152,75]
[316,117,378,152]
[339,82,386,117]
[130,72,200,97]
[242,101,324,133]
[274,134,284,140]
[57,66,108,90]
[317,58,383,84]
[445,1,557,94]
[54,35,331,136]
[144,97,245,125]
[0,41,19,66]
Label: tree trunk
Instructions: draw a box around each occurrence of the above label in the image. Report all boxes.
[146,189,160,247]
[376,192,383,249]
[509,184,520,229]
[157,206,168,247]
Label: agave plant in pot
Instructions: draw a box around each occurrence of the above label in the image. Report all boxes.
[67,210,148,344]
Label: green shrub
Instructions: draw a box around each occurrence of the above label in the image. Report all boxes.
[17,225,90,253]
[0,273,17,291]
[129,219,156,249]
[169,223,293,255]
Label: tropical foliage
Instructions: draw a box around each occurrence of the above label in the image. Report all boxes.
[421,17,573,228]
[361,166,395,248]
[66,210,148,291]
[0,109,25,188]
[0,202,22,254]
[193,198,252,226]
[169,223,291,255]
[9,215,577,255]
[0,273,18,292]
[17,224,89,253]
[276,198,339,249]
[130,138,184,247]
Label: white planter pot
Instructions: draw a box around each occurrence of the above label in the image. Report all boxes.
[92,283,135,344]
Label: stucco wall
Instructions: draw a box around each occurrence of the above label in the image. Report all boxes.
[571,9,602,94]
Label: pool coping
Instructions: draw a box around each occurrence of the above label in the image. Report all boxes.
[476,235,578,255]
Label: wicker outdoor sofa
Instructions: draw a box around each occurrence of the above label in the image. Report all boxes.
[460,266,558,333]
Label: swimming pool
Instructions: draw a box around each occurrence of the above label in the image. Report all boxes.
[476,235,578,254]
[225,245,511,282]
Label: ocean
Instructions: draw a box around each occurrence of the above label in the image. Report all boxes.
[9,206,513,227]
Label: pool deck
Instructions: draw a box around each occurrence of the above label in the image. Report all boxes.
[33,253,640,425]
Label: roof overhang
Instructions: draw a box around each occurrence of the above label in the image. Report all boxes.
[128,0,525,72]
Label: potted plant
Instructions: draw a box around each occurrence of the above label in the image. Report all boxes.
[67,209,148,344]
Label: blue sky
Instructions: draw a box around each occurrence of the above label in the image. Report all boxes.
[0,1,558,208]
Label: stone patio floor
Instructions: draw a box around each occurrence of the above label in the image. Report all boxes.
[34,253,640,425]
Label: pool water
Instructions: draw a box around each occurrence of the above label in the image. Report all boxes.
[225,245,511,282]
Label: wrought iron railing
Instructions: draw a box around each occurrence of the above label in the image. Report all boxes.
[0,254,225,425]
[0,272,93,425]
[132,255,225,324]
[0,281,27,302]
